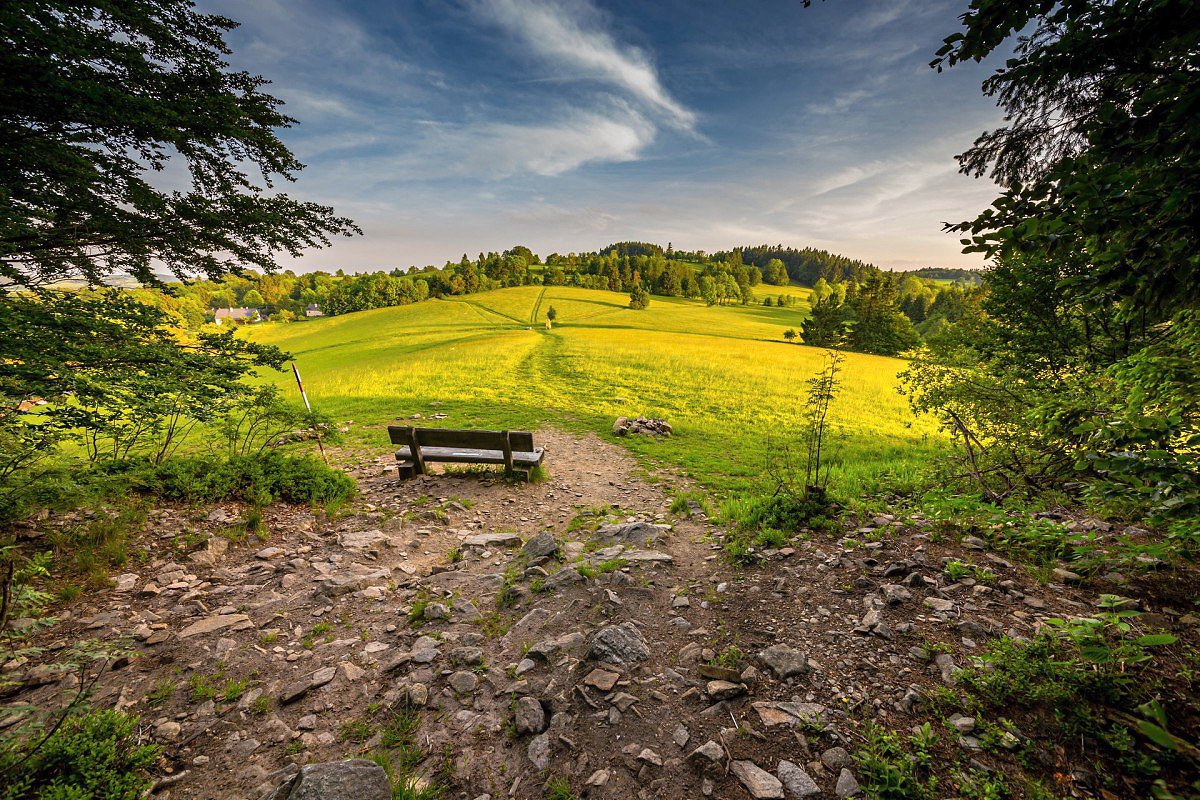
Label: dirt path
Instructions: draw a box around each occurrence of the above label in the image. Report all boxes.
[6,430,1183,799]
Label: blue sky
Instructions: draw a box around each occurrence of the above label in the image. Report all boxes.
[200,0,1006,271]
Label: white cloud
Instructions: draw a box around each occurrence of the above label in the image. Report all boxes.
[859,0,913,32]
[472,0,696,131]
[445,107,657,178]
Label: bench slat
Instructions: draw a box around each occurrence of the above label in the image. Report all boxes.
[394,446,544,466]
[389,426,535,450]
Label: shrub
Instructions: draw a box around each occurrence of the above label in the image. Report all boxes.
[720,492,828,533]
[110,451,354,506]
[0,709,159,800]
[854,722,939,800]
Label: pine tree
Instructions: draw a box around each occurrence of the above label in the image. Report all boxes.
[629,284,650,310]
[800,298,845,347]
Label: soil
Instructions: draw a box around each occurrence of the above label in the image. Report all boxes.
[3,429,1197,799]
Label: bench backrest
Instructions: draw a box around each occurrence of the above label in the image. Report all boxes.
[388,426,536,452]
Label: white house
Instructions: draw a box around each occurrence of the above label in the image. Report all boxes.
[213,307,263,325]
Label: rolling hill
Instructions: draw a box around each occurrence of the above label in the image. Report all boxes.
[248,285,944,497]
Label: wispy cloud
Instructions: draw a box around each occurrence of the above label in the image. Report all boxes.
[806,74,892,116]
[429,105,658,179]
[472,0,696,131]
[859,0,914,32]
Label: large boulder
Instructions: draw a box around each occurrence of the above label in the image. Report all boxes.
[259,760,390,800]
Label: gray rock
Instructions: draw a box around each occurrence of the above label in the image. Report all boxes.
[528,631,587,661]
[155,720,181,741]
[594,521,669,546]
[258,759,390,800]
[777,760,820,798]
[673,723,690,748]
[924,597,955,613]
[588,622,649,664]
[731,761,784,799]
[821,747,851,770]
[835,768,861,797]
[706,680,746,700]
[855,607,892,639]
[462,532,522,548]
[527,733,550,770]
[688,740,725,768]
[610,692,638,712]
[1052,567,1083,584]
[179,613,252,638]
[281,666,337,704]
[422,602,450,620]
[447,671,477,694]
[231,738,261,757]
[620,549,674,564]
[318,569,390,597]
[758,644,809,679]
[935,652,958,685]
[882,584,912,605]
[338,530,389,550]
[522,532,559,560]
[585,770,610,787]
[514,696,546,735]
[450,646,484,666]
[540,567,583,592]
[638,748,663,767]
[951,715,977,733]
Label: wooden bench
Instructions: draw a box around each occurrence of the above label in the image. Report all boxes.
[387,426,545,481]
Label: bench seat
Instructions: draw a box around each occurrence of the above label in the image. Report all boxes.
[393,446,544,466]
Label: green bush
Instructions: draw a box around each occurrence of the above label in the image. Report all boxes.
[0,709,159,800]
[719,492,833,533]
[107,451,355,506]
[853,722,939,800]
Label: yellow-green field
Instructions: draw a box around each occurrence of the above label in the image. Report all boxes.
[248,286,944,497]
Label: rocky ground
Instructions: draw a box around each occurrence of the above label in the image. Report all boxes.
[3,430,1197,799]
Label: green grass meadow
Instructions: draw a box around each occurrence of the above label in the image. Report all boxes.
[248,286,945,498]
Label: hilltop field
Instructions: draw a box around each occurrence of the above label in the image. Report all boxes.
[248,285,944,500]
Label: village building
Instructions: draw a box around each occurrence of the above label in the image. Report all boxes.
[304,303,324,317]
[213,307,263,325]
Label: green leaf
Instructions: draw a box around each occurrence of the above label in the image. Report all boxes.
[1139,699,1169,728]
[1136,633,1177,647]
[1136,720,1177,751]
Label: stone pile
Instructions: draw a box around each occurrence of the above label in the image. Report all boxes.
[613,416,673,437]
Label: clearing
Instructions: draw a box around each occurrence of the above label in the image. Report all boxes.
[249,286,944,497]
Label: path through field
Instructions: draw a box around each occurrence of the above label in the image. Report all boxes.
[249,285,944,497]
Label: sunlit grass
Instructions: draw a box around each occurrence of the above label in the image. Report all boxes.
[249,286,945,498]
